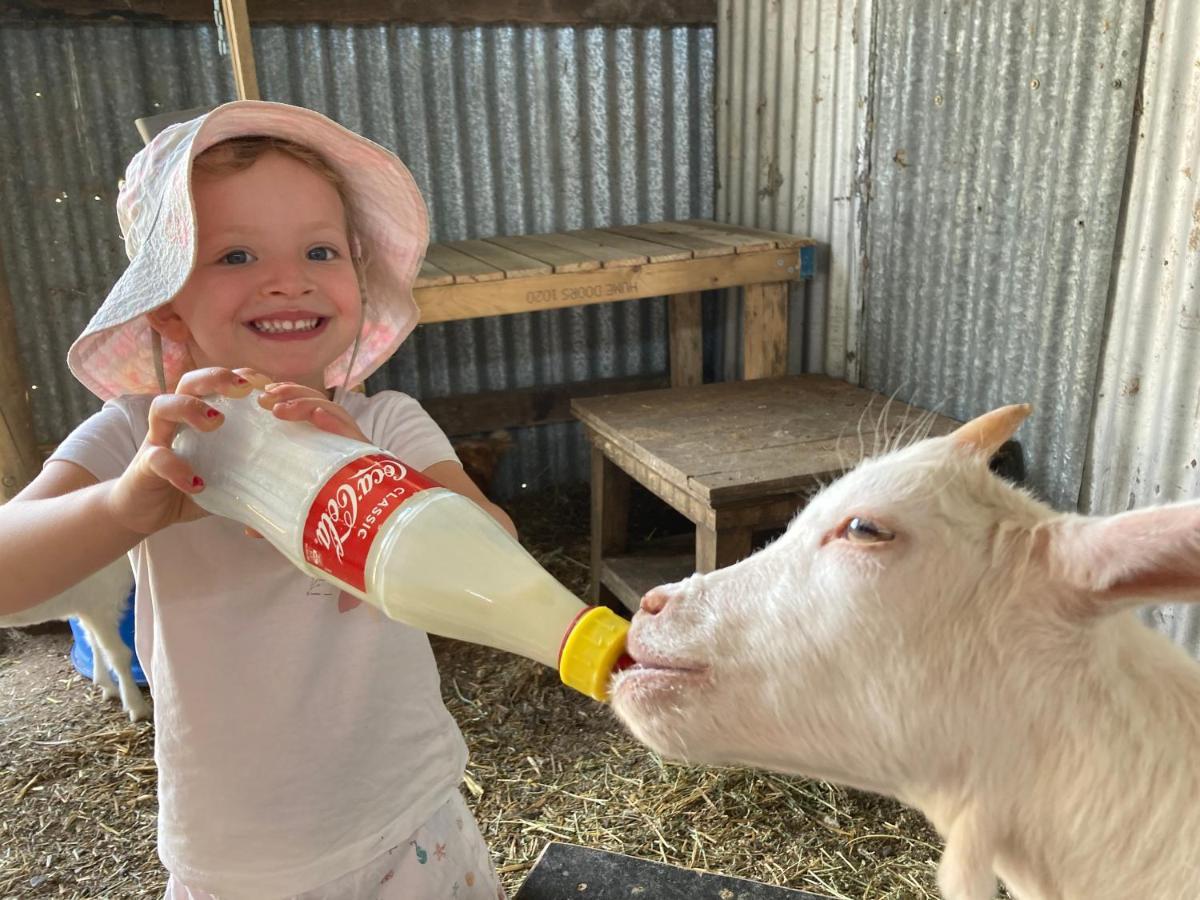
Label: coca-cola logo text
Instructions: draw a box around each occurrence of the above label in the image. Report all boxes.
[302,454,438,592]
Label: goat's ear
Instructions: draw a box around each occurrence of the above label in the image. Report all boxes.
[1043,502,1200,613]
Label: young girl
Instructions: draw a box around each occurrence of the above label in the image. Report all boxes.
[0,101,510,899]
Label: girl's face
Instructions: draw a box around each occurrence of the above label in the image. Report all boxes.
[149,150,362,392]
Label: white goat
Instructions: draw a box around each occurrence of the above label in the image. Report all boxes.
[612,405,1200,900]
[1,556,150,722]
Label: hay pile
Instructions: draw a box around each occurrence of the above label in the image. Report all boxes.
[1,485,944,899]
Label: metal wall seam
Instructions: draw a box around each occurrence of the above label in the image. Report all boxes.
[716,0,872,381]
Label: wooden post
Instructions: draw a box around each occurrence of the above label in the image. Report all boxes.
[667,291,703,387]
[742,281,788,379]
[220,0,260,101]
[695,522,753,573]
[0,249,39,501]
[589,444,631,606]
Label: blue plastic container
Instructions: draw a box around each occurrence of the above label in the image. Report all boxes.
[69,586,148,686]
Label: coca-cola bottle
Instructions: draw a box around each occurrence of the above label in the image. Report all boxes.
[172,391,630,701]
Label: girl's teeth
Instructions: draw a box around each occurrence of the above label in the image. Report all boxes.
[253,318,320,334]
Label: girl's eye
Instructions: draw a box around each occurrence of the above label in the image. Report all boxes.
[843,517,895,544]
[307,246,339,261]
[220,249,252,265]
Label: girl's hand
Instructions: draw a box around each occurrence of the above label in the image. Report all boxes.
[259,383,371,444]
[106,368,270,535]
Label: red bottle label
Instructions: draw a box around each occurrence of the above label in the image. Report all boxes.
[302,454,438,591]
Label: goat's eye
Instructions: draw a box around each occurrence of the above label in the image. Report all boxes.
[844,517,895,544]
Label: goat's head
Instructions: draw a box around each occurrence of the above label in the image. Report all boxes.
[612,405,1200,798]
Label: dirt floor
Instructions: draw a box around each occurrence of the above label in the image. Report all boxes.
[1,483,945,899]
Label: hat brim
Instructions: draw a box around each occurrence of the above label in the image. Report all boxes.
[69,100,428,401]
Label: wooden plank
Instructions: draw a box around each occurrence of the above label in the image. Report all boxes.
[423,373,668,437]
[585,430,710,525]
[423,244,505,283]
[696,523,753,572]
[6,0,719,25]
[443,239,552,279]
[667,291,703,387]
[590,446,632,607]
[572,375,957,503]
[515,841,828,900]
[600,535,695,611]
[682,218,816,250]
[742,281,789,379]
[664,219,776,253]
[687,438,853,505]
[573,228,693,263]
[0,250,38,501]
[529,231,646,267]
[415,259,454,288]
[415,248,800,322]
[219,0,260,101]
[571,375,868,455]
[691,414,960,505]
[484,234,602,273]
[608,223,734,258]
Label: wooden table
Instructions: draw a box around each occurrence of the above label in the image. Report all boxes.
[572,375,960,610]
[413,220,816,389]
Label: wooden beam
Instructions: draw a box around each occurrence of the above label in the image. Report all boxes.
[0,250,39,502]
[4,0,718,25]
[219,0,260,101]
[590,445,632,606]
[414,249,801,324]
[742,281,788,379]
[667,291,702,387]
[421,373,667,437]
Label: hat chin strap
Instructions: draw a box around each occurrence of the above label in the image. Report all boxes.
[151,329,168,393]
[332,295,367,405]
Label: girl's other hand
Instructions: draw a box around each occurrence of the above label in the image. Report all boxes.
[106,367,270,535]
[259,383,370,444]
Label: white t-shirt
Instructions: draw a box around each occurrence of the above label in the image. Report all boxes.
[50,391,470,898]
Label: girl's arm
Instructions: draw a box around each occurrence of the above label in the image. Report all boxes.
[0,367,266,614]
[0,462,144,614]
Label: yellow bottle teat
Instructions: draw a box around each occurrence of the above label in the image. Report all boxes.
[557,606,631,702]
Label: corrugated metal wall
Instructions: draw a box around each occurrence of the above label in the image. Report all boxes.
[862,0,1145,510]
[1081,0,1200,650]
[715,0,871,381]
[0,21,715,496]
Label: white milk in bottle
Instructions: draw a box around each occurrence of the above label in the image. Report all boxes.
[173,391,629,701]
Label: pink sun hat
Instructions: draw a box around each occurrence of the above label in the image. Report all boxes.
[68,100,429,401]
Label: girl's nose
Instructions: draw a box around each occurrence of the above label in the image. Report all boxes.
[639,586,673,615]
[261,261,314,297]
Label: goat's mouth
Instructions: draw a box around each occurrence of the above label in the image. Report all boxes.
[613,652,710,692]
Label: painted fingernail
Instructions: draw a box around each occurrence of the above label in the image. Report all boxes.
[192,476,204,489]
[234,376,248,385]
[205,407,221,419]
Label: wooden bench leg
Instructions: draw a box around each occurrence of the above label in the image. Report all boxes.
[668,291,703,387]
[742,281,789,380]
[590,444,632,606]
[696,523,754,573]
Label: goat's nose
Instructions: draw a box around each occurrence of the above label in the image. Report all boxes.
[639,586,672,615]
